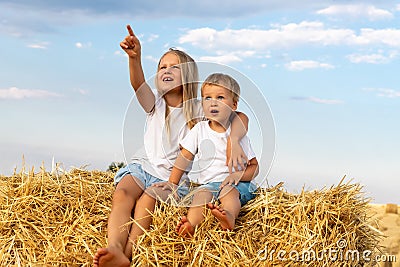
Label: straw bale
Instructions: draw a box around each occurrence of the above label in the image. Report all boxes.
[0,166,114,266]
[133,180,383,267]
[1,166,382,266]
[385,204,398,214]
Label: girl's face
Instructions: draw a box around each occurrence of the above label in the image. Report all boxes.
[157,53,182,95]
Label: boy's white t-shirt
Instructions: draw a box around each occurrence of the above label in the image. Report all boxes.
[131,91,203,181]
[180,120,256,184]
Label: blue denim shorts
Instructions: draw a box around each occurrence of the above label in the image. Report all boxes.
[114,163,189,198]
[196,181,257,206]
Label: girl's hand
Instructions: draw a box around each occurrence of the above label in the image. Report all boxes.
[120,25,141,58]
[226,137,248,174]
[153,181,179,199]
[153,181,178,191]
[220,172,242,189]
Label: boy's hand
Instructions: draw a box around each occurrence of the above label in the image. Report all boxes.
[120,24,141,58]
[220,172,242,189]
[226,137,248,174]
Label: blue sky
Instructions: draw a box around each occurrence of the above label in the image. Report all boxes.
[0,1,399,203]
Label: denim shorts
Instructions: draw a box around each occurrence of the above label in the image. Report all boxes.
[195,181,257,206]
[114,163,189,198]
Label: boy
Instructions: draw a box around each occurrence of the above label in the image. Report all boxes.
[159,73,259,237]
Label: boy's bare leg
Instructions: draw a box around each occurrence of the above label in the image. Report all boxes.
[93,175,144,267]
[208,186,240,231]
[123,191,156,258]
[176,190,213,237]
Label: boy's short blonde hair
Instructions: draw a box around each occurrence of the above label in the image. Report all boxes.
[201,73,240,103]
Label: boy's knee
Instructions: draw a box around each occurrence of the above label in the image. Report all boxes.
[191,189,213,206]
[220,185,239,197]
[195,189,213,198]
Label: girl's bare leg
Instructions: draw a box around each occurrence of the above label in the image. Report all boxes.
[124,185,177,257]
[93,175,144,267]
[123,191,156,258]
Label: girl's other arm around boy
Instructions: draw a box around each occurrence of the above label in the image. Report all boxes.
[227,111,249,173]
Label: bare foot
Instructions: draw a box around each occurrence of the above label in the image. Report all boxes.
[176,216,194,237]
[93,246,130,267]
[93,248,106,267]
[207,202,235,230]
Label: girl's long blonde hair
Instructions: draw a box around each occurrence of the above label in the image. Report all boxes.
[157,48,199,131]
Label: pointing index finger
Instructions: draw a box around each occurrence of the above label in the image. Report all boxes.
[127,25,134,36]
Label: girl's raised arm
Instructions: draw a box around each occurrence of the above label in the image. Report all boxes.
[120,25,155,113]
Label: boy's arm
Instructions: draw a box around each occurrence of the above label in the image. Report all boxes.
[120,25,155,113]
[153,148,194,192]
[227,111,249,172]
[168,148,195,185]
[220,157,259,188]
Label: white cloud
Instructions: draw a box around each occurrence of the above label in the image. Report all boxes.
[377,89,400,98]
[308,97,343,104]
[291,96,344,104]
[285,60,334,71]
[179,23,353,50]
[397,4,400,11]
[346,51,398,64]
[0,87,63,100]
[114,50,128,59]
[358,28,400,46]
[0,1,396,38]
[179,23,400,53]
[364,88,400,98]
[378,89,400,98]
[145,55,159,63]
[199,54,242,64]
[73,88,89,95]
[347,53,385,64]
[147,34,159,42]
[198,50,256,64]
[316,4,393,20]
[75,42,92,49]
[27,42,49,49]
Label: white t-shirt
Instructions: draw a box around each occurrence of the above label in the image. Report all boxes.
[132,91,203,181]
[180,120,256,184]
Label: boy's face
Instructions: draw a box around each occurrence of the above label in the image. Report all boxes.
[157,53,182,95]
[201,84,238,124]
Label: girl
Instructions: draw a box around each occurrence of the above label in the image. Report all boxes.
[93,25,248,267]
